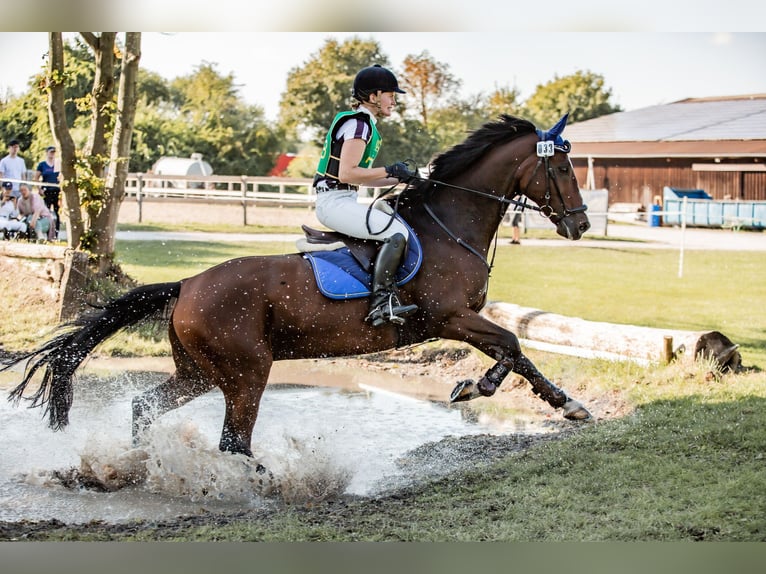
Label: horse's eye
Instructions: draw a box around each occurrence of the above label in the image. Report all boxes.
[557,165,570,174]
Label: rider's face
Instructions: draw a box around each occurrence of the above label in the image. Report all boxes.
[369,91,397,117]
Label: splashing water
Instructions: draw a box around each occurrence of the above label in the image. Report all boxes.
[0,371,547,524]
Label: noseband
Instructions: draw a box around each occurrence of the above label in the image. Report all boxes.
[530,155,588,223]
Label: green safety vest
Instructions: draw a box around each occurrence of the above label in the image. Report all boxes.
[314,111,381,185]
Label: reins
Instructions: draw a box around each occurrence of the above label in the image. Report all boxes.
[366,140,588,271]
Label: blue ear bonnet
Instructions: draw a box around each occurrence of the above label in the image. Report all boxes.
[536,113,571,153]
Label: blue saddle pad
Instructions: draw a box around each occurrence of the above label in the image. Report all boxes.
[303,220,422,300]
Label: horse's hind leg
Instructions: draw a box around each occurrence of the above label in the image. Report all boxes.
[132,332,215,446]
[216,354,272,457]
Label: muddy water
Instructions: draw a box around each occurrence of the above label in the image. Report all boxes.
[0,358,551,524]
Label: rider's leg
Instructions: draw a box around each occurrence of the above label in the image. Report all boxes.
[366,232,418,327]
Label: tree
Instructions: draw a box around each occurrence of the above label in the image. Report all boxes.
[483,85,524,121]
[278,37,389,144]
[46,32,142,273]
[128,63,286,176]
[400,51,460,130]
[522,70,621,128]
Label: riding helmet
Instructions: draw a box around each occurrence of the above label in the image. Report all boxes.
[352,65,406,101]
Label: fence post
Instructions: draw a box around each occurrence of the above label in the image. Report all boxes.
[241,176,248,226]
[662,336,674,364]
[137,173,143,223]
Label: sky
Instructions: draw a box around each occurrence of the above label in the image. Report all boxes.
[1,32,765,124]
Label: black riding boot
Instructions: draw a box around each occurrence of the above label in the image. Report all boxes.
[366,233,418,327]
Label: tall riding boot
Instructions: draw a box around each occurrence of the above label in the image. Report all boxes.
[366,233,419,327]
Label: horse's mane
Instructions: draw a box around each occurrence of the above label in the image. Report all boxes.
[429,114,536,181]
[401,114,536,203]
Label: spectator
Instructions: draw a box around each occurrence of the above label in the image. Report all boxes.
[17,183,54,242]
[510,209,522,245]
[0,139,28,199]
[35,145,61,236]
[0,185,27,238]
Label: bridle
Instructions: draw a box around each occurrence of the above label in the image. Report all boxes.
[417,150,588,270]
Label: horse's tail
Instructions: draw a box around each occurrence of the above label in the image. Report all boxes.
[3,281,182,431]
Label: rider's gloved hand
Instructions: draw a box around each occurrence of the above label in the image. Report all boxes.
[385,161,418,183]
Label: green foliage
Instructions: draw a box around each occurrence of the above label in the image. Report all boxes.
[522,69,622,127]
[73,152,108,212]
[278,36,390,144]
[484,84,525,120]
[131,63,287,176]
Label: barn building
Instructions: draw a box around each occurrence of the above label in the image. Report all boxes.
[565,94,766,207]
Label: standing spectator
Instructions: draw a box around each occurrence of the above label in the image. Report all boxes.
[510,209,522,245]
[17,182,54,242]
[35,145,61,237]
[0,139,27,199]
[0,184,27,238]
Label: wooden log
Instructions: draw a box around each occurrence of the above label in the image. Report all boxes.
[0,243,92,322]
[481,302,741,370]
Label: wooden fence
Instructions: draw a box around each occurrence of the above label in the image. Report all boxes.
[123,174,382,225]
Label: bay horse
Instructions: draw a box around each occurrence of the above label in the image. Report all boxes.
[4,114,592,459]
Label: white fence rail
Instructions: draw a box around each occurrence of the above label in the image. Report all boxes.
[123,173,382,225]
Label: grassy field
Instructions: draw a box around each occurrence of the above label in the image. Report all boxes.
[3,235,765,542]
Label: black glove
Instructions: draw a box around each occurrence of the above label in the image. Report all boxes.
[385,161,417,183]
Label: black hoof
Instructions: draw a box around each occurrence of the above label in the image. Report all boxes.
[450,380,481,402]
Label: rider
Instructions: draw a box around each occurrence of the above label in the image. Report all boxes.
[312,64,419,327]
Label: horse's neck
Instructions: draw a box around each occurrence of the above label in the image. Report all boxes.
[417,184,506,255]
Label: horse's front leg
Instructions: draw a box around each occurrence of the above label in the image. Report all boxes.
[442,312,591,421]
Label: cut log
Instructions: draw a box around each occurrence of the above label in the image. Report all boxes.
[481,302,741,371]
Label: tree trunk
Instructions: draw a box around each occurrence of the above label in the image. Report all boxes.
[47,33,84,250]
[93,32,141,269]
[80,32,116,172]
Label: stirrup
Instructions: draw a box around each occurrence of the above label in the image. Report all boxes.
[366,292,418,327]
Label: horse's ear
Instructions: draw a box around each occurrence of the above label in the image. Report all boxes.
[536,113,572,152]
[548,113,569,139]
[535,113,569,141]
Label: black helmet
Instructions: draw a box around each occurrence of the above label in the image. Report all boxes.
[352,65,405,101]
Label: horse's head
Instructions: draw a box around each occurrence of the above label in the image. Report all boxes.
[518,114,590,240]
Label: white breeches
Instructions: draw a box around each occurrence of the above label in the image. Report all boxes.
[315,189,409,241]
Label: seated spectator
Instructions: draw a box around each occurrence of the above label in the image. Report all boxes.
[0,185,27,238]
[17,183,54,242]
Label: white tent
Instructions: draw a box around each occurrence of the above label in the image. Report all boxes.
[151,153,213,188]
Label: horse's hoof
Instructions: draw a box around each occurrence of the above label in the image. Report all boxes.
[562,398,592,421]
[450,380,481,403]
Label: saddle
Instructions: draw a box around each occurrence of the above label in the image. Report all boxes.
[298,220,423,301]
[299,224,379,272]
